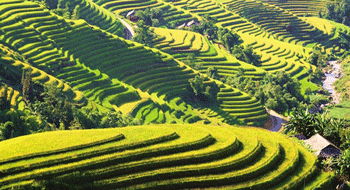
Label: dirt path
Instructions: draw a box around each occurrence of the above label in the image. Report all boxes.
[267,109,288,132]
[116,16,135,40]
[323,60,342,104]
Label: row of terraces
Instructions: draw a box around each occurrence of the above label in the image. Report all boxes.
[152,27,266,80]
[93,0,198,27]
[0,125,334,189]
[0,0,268,125]
[261,0,330,17]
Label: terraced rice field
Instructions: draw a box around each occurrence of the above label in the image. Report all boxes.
[0,124,334,190]
[153,27,266,79]
[0,0,268,125]
[261,0,329,17]
[158,0,343,81]
[69,0,125,36]
[95,0,198,26]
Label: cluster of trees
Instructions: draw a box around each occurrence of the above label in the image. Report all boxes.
[217,28,242,52]
[190,15,218,41]
[338,29,350,50]
[133,20,156,47]
[33,0,80,20]
[134,8,163,27]
[334,56,350,100]
[0,80,141,141]
[188,74,219,103]
[307,47,329,67]
[231,45,262,66]
[185,15,260,67]
[284,108,350,180]
[225,70,303,114]
[307,47,330,85]
[321,0,350,26]
[188,15,245,55]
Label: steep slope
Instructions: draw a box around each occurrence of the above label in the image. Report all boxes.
[0,124,334,189]
[0,0,268,125]
[97,0,333,89]
[152,27,266,79]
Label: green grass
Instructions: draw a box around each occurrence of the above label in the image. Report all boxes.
[328,100,350,120]
[0,128,124,161]
[0,124,332,189]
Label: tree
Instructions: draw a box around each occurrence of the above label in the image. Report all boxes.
[190,14,218,40]
[338,29,350,50]
[283,108,318,137]
[189,74,205,97]
[188,74,218,102]
[21,69,33,104]
[305,87,312,95]
[206,66,219,80]
[0,109,41,140]
[336,149,350,177]
[307,48,328,67]
[133,20,155,47]
[72,5,80,20]
[232,45,261,66]
[134,8,162,26]
[0,83,11,111]
[218,28,241,52]
[308,67,325,85]
[30,83,76,129]
[57,0,65,9]
[43,0,59,9]
[265,98,278,110]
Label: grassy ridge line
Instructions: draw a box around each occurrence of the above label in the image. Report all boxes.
[263,0,328,17]
[100,0,201,26]
[70,0,124,36]
[0,127,214,186]
[84,127,239,183]
[275,145,320,189]
[0,125,334,189]
[0,132,179,176]
[110,128,280,189]
[219,0,332,46]
[0,180,34,190]
[224,134,301,190]
[0,133,124,166]
[303,172,335,190]
[94,132,262,189]
[0,128,136,162]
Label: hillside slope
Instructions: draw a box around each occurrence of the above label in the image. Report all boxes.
[0,124,334,189]
[0,0,268,125]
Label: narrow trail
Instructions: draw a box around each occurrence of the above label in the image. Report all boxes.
[267,109,287,132]
[116,16,135,40]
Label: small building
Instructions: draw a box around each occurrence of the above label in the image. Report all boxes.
[126,10,135,18]
[177,23,187,29]
[187,20,200,27]
[177,20,200,29]
[303,134,341,159]
[125,10,139,22]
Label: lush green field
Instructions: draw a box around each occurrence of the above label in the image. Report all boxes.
[1,0,347,188]
[0,0,270,126]
[328,101,350,120]
[0,124,334,189]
